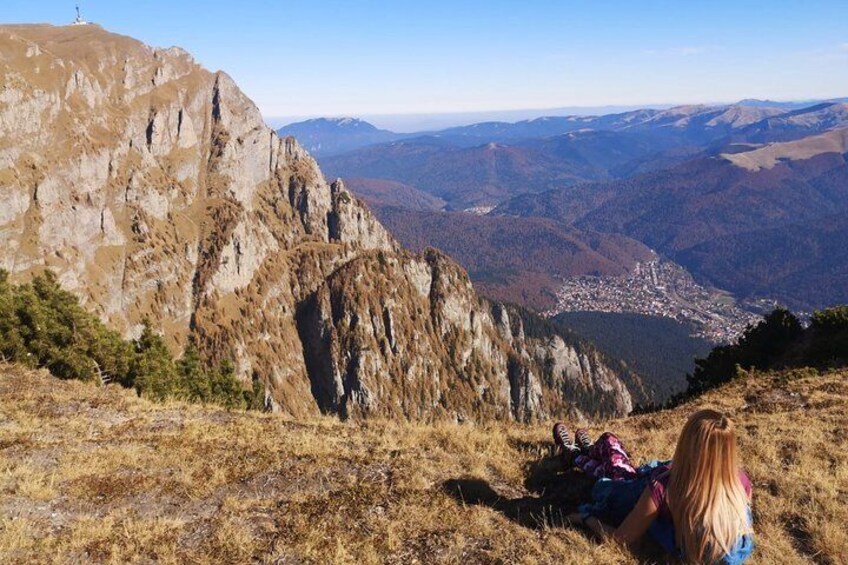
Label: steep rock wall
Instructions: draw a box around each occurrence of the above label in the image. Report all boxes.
[0,24,637,421]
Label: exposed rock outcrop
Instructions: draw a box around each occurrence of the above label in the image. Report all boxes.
[0,24,638,421]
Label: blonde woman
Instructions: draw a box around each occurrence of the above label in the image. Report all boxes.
[556,409,754,564]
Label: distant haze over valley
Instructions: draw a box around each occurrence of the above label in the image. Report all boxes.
[273,97,848,139]
[280,98,848,342]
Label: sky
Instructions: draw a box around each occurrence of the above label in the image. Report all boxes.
[3,1,848,130]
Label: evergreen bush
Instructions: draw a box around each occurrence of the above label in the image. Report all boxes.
[0,270,260,409]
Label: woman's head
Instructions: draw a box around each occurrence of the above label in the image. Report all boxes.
[668,409,751,563]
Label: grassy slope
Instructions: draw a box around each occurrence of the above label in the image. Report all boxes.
[1,364,846,564]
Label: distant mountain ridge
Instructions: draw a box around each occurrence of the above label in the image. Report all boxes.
[280,97,848,153]
[318,101,848,210]
[306,99,848,315]
[736,97,848,109]
[277,117,401,156]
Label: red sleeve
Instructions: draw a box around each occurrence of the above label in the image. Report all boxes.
[739,470,752,497]
[649,466,671,512]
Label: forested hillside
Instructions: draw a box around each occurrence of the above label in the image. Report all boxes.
[372,206,652,309]
[553,312,713,403]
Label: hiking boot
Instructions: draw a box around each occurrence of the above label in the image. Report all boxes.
[575,429,593,453]
[553,422,579,466]
[553,423,577,451]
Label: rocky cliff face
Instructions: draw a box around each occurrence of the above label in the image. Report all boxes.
[0,24,637,421]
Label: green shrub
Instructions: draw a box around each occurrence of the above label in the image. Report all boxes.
[807,305,848,365]
[682,308,803,399]
[811,305,848,331]
[174,345,252,409]
[0,270,135,383]
[674,306,847,405]
[0,269,258,410]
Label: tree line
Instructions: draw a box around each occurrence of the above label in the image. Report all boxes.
[655,305,848,409]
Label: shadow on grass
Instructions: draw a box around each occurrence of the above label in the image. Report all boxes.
[442,451,594,529]
[442,450,669,562]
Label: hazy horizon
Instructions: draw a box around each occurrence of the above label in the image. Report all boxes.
[3,1,848,126]
[268,96,848,132]
[266,103,679,132]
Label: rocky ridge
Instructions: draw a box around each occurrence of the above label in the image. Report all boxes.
[0,24,638,420]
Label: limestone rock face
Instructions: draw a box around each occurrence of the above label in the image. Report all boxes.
[492,303,635,421]
[296,250,636,421]
[0,24,639,421]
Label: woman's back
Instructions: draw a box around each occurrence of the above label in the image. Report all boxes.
[563,410,756,563]
[648,464,753,520]
[647,458,755,563]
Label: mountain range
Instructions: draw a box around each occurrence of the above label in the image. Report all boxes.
[294,102,848,316]
[2,24,845,416]
[279,98,848,156]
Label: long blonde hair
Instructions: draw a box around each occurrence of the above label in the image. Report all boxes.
[667,409,751,563]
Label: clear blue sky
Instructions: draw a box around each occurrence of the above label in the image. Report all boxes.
[3,1,847,126]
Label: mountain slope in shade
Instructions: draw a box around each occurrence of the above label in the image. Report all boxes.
[553,311,713,403]
[0,24,641,421]
[737,102,848,142]
[677,213,848,310]
[371,206,653,310]
[277,117,401,157]
[342,177,446,211]
[577,151,848,252]
[492,182,615,225]
[322,139,604,209]
[497,131,848,310]
[723,127,848,170]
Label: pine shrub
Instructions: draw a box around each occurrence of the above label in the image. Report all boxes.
[0,270,259,409]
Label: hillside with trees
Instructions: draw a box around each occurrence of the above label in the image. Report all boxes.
[0,270,262,409]
[553,312,713,403]
[371,206,652,310]
[678,305,848,402]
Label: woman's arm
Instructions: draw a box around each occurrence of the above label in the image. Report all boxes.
[567,487,659,544]
[611,487,659,544]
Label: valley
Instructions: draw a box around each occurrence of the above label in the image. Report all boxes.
[290,101,848,400]
[547,259,771,343]
[301,102,848,320]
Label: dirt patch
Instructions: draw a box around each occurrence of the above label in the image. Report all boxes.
[743,388,808,413]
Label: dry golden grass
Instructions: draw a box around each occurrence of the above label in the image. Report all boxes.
[0,363,846,564]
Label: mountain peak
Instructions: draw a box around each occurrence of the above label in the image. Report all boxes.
[1,22,641,423]
[290,116,378,130]
[334,116,367,127]
[277,117,399,156]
